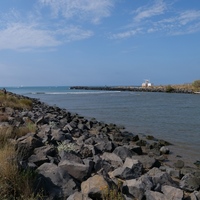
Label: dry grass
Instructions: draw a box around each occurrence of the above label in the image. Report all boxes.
[0,91,32,110]
[0,125,14,147]
[14,121,37,138]
[0,91,40,199]
[0,126,40,199]
[0,113,9,122]
[0,144,40,199]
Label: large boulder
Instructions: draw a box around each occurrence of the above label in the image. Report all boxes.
[145,190,167,200]
[17,133,44,159]
[94,141,114,153]
[67,192,92,200]
[161,185,183,200]
[113,146,134,161]
[109,158,143,180]
[101,152,123,168]
[81,175,109,199]
[132,155,160,169]
[123,175,153,200]
[180,173,200,192]
[58,160,91,182]
[36,163,78,199]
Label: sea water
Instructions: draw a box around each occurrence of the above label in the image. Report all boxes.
[5,86,200,165]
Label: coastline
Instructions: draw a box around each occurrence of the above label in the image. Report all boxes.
[0,91,200,199]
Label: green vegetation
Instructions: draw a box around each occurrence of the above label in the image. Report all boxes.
[165,85,175,93]
[101,181,124,200]
[192,80,200,91]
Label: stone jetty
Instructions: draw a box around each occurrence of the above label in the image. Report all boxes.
[0,92,199,199]
[70,86,194,94]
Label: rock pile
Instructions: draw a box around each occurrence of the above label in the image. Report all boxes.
[1,94,200,200]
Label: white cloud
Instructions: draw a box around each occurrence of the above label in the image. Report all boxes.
[111,2,200,40]
[0,9,93,51]
[178,10,200,25]
[155,10,200,35]
[133,0,167,22]
[0,22,61,50]
[57,26,93,42]
[111,29,142,39]
[39,0,114,24]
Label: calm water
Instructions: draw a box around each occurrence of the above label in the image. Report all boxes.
[5,86,200,164]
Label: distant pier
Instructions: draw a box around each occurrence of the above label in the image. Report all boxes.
[70,86,194,94]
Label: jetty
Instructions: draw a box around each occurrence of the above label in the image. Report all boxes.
[70,85,194,94]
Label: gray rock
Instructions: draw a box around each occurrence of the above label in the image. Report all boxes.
[129,145,143,155]
[28,152,49,167]
[59,151,83,163]
[63,124,73,132]
[174,160,185,169]
[123,176,153,200]
[109,158,143,180]
[95,141,114,153]
[59,160,90,181]
[51,129,65,142]
[113,146,134,161]
[36,163,77,199]
[85,137,95,145]
[81,175,109,199]
[180,173,200,192]
[166,167,181,179]
[93,155,114,173]
[160,146,170,154]
[123,157,141,169]
[110,167,135,180]
[67,192,91,200]
[161,185,183,200]
[145,190,167,200]
[101,152,123,168]
[152,171,175,187]
[189,191,200,200]
[17,133,43,159]
[132,155,159,169]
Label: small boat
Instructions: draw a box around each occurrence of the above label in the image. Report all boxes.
[194,92,200,94]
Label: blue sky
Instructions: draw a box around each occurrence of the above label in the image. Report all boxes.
[0,0,200,86]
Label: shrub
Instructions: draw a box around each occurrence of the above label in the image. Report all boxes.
[192,80,200,90]
[57,141,76,153]
[101,181,124,200]
[165,85,175,93]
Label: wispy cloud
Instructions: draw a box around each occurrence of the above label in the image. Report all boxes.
[155,10,200,35]
[111,1,200,39]
[133,0,167,22]
[0,22,60,50]
[0,8,93,51]
[39,0,114,24]
[110,29,142,40]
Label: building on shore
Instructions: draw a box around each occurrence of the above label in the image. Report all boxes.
[142,80,153,87]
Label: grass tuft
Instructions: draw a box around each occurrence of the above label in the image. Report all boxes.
[0,91,33,110]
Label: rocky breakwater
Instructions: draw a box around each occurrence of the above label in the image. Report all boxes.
[70,86,194,94]
[1,92,200,200]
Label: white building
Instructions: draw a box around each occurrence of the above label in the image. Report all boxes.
[142,80,152,87]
